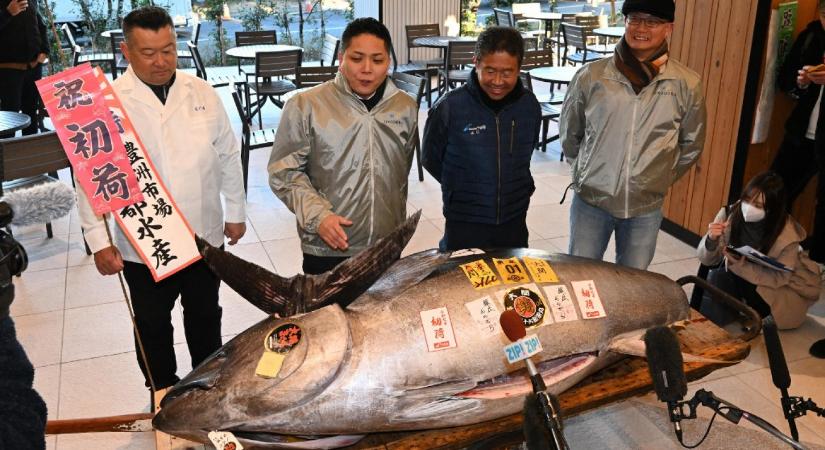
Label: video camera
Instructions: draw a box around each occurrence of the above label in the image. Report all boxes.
[0,200,29,319]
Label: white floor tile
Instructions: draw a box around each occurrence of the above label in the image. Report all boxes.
[20,236,70,272]
[33,363,60,421]
[13,310,63,367]
[61,302,136,362]
[262,237,304,277]
[65,233,94,267]
[58,352,149,419]
[64,265,125,309]
[10,268,66,316]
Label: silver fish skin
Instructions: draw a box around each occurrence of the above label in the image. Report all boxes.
[154,248,689,445]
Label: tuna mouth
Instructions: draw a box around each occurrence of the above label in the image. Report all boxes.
[455,352,599,399]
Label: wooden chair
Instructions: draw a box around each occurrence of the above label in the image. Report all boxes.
[390,72,426,182]
[0,132,87,246]
[396,24,442,108]
[234,30,278,74]
[188,42,247,88]
[61,24,114,73]
[439,40,475,92]
[247,49,302,128]
[561,23,605,66]
[520,72,561,155]
[550,13,577,65]
[230,83,275,194]
[295,65,339,88]
[575,14,613,53]
[493,8,516,27]
[108,32,129,79]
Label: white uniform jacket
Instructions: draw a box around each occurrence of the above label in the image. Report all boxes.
[77,67,246,263]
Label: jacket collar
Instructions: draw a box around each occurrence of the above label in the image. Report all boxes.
[333,71,400,113]
[603,55,678,87]
[117,67,192,120]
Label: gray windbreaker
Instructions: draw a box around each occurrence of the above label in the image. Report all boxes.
[268,72,418,257]
[559,56,706,218]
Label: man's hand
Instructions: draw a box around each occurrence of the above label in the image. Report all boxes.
[707,219,729,241]
[36,52,47,64]
[799,66,825,88]
[6,0,27,16]
[224,222,246,245]
[94,246,124,275]
[318,214,353,251]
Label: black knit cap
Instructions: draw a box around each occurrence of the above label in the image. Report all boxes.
[622,0,675,22]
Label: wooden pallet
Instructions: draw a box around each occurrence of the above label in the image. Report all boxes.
[346,310,752,449]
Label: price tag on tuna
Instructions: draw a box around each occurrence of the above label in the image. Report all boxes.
[493,257,530,284]
[522,257,559,283]
[460,259,501,290]
[503,334,543,364]
[208,430,244,450]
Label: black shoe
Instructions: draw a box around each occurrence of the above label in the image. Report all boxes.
[810,338,825,358]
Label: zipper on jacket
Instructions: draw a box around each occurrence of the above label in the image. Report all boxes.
[368,118,375,245]
[509,120,515,155]
[625,99,639,217]
[496,116,502,224]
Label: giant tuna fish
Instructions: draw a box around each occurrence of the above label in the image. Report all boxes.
[153,212,694,447]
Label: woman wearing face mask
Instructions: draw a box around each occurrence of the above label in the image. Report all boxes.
[697,171,821,329]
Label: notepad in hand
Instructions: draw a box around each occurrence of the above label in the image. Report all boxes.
[726,245,794,272]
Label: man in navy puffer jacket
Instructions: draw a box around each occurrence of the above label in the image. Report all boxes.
[423,26,541,251]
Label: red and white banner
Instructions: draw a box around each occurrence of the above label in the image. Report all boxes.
[37,64,201,281]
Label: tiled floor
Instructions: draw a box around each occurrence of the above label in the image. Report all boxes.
[8,70,825,449]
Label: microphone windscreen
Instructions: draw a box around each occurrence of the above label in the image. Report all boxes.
[523,394,553,450]
[644,326,687,403]
[500,309,526,343]
[762,316,791,390]
[1,181,76,226]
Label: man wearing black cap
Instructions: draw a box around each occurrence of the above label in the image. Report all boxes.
[559,0,706,270]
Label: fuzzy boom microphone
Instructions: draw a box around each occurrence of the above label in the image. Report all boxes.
[0,181,76,226]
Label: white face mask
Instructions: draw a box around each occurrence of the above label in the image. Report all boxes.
[741,201,766,223]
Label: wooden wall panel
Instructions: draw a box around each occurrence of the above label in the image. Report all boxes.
[662,0,759,236]
[381,0,461,66]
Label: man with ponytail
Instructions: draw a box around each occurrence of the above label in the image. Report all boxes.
[559,0,706,270]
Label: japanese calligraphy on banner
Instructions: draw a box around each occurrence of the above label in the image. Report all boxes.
[35,64,142,214]
[36,64,201,281]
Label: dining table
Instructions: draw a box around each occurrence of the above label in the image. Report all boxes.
[0,111,32,137]
[517,12,563,45]
[528,66,581,85]
[411,35,476,49]
[593,26,625,39]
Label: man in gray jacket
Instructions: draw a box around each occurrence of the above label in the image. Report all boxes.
[559,0,706,269]
[268,18,418,274]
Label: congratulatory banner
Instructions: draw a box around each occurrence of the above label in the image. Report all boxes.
[37,64,200,281]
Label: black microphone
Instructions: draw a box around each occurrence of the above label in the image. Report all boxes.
[500,309,568,450]
[644,326,688,441]
[763,315,799,441]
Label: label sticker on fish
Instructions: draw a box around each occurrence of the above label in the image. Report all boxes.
[255,323,302,378]
[208,430,244,450]
[465,296,502,337]
[571,280,607,319]
[493,257,530,284]
[522,256,559,283]
[543,284,579,322]
[460,259,501,290]
[503,334,543,364]
[501,284,551,328]
[420,307,458,351]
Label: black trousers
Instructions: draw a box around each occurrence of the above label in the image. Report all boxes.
[302,253,349,275]
[440,213,529,251]
[122,259,222,390]
[771,134,825,262]
[0,65,42,137]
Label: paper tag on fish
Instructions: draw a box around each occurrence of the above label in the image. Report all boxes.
[493,257,530,284]
[543,284,579,322]
[571,280,607,319]
[503,334,543,364]
[255,351,286,378]
[500,284,551,328]
[460,259,501,290]
[522,257,559,283]
[465,296,501,337]
[420,306,458,351]
[208,430,244,450]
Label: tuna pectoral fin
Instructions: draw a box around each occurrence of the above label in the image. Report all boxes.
[194,211,420,316]
[390,379,481,422]
[608,331,741,365]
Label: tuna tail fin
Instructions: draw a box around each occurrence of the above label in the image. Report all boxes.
[608,329,741,365]
[195,211,421,316]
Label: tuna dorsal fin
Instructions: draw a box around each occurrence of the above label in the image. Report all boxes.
[304,210,421,311]
[608,329,740,365]
[361,249,451,302]
[195,211,421,316]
